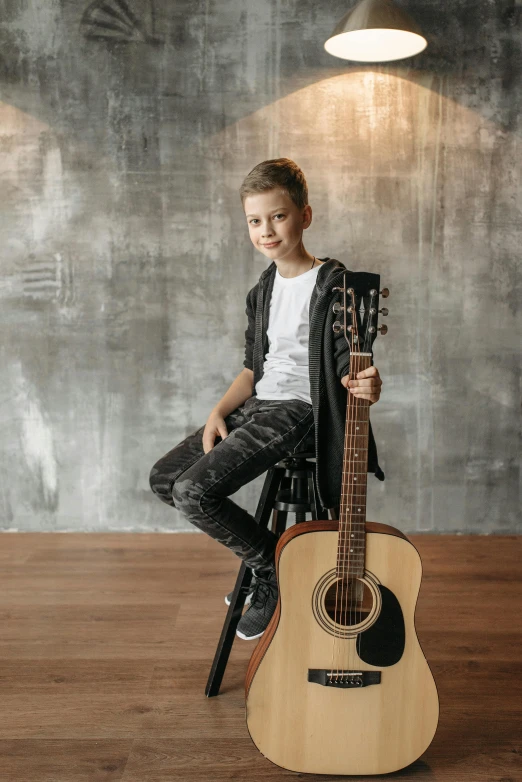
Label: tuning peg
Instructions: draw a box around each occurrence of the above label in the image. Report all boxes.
[380,288,389,298]
[378,324,388,335]
[379,307,389,316]
[332,302,343,314]
[333,321,342,333]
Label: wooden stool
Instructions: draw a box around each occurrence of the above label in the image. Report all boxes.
[205,450,339,697]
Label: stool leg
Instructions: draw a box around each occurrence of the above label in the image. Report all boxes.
[273,472,292,535]
[307,472,318,519]
[205,464,284,697]
[294,471,308,523]
[309,465,330,520]
[273,506,288,535]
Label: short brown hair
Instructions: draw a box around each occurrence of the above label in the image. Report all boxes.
[239,158,308,210]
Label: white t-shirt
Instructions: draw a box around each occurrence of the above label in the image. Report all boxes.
[255,263,322,404]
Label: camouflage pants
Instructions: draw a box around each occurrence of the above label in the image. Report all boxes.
[148,396,315,572]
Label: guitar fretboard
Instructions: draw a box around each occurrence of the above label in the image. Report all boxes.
[337,354,372,578]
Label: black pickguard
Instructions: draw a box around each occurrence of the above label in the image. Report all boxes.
[356,585,405,666]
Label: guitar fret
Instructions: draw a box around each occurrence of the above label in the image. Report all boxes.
[337,560,365,564]
[336,530,362,543]
[337,544,366,547]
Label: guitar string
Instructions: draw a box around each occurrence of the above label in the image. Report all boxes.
[359,295,373,636]
[345,350,354,675]
[354,329,367,644]
[345,292,358,675]
[345,293,361,670]
[349,300,370,669]
[353,291,375,660]
[344,347,355,677]
[331,276,352,681]
[341,289,358,678]
[349,349,360,672]
[330,279,347,682]
[346,294,359,674]
[353,310,366,649]
[352,298,372,664]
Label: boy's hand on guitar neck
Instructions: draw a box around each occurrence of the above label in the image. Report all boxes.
[341,366,382,406]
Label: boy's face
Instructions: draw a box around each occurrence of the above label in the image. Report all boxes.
[243,189,312,261]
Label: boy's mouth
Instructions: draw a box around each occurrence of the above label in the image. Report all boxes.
[262,241,281,248]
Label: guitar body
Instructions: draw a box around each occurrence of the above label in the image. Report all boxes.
[245,520,439,775]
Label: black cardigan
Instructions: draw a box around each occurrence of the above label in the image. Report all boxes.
[242,257,385,510]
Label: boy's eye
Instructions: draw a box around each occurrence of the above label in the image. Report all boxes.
[249,214,285,225]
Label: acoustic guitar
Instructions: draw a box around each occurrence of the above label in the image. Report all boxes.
[245,271,439,775]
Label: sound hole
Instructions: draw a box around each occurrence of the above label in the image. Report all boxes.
[324,578,374,627]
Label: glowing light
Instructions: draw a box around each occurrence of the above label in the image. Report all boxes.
[324,0,427,63]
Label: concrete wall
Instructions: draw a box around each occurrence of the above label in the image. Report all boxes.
[0,0,519,533]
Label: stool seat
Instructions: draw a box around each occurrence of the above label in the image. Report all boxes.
[205,447,337,697]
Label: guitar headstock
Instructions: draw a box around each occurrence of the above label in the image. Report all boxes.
[331,271,389,356]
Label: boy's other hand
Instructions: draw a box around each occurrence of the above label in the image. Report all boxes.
[341,365,382,405]
[203,410,229,454]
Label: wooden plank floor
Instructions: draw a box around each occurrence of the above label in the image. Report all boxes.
[0,532,520,781]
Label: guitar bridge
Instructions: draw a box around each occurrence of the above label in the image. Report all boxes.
[308,669,381,688]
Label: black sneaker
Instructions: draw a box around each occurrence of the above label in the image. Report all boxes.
[224,571,258,606]
[236,568,278,640]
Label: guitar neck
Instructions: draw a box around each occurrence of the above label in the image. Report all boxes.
[337,353,372,578]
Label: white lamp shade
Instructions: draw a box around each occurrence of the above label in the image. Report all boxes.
[324,0,427,62]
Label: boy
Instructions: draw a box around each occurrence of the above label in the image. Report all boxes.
[149,158,384,641]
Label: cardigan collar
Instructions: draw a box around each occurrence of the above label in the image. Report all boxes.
[258,257,344,291]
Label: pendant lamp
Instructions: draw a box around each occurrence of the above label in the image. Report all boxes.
[324,0,427,62]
